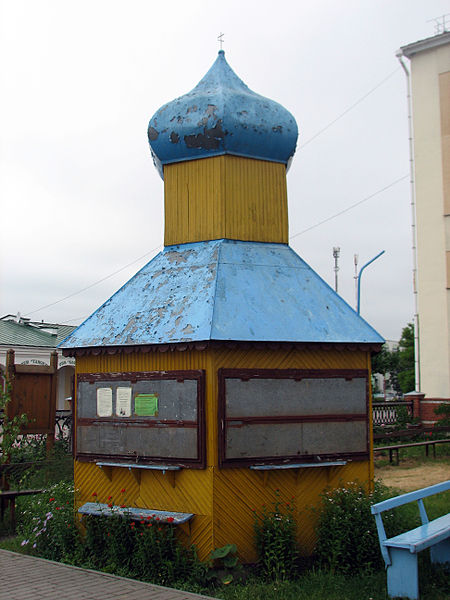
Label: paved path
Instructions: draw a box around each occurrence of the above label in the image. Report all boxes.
[0,550,218,600]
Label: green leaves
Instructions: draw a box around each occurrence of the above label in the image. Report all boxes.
[207,543,241,585]
[371,322,415,396]
[253,493,299,580]
[315,481,419,574]
[0,379,28,465]
[211,543,237,559]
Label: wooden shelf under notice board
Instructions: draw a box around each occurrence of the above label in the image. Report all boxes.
[249,460,348,486]
[96,462,181,487]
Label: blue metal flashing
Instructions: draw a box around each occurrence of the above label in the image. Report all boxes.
[61,240,384,350]
[148,51,298,179]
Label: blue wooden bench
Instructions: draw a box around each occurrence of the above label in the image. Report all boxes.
[371,480,450,599]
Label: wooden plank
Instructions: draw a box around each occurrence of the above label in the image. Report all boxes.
[383,514,450,553]
[371,480,450,514]
[78,502,194,524]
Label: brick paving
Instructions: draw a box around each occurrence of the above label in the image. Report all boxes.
[0,550,218,600]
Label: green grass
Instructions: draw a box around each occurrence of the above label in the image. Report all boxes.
[374,440,450,467]
[178,566,449,600]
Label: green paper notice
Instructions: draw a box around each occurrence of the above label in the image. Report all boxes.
[135,393,158,416]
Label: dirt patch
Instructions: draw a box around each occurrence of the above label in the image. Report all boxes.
[376,463,450,492]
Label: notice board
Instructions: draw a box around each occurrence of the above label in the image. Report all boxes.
[76,370,205,467]
[218,368,369,467]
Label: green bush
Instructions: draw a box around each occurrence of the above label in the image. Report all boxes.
[253,491,299,580]
[315,481,418,574]
[434,402,450,428]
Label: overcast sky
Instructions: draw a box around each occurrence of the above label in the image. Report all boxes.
[1,0,448,342]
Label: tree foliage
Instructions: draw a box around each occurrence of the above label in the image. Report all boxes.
[372,323,415,396]
[0,379,28,464]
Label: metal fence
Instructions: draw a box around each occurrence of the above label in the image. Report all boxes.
[372,401,414,426]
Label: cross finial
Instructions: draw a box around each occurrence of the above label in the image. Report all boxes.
[218,32,224,50]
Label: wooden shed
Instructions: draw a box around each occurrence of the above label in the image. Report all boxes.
[61,50,383,562]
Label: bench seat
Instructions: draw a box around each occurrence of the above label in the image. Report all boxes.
[78,502,194,525]
[0,489,44,531]
[384,514,450,553]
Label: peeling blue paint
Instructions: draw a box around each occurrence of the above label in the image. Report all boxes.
[147,51,298,179]
[60,240,384,349]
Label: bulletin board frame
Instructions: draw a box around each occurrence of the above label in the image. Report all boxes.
[76,370,206,468]
[218,368,370,467]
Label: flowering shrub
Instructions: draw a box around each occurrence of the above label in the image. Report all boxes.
[18,480,81,562]
[19,484,202,586]
[253,491,299,580]
[81,507,199,584]
[315,480,418,574]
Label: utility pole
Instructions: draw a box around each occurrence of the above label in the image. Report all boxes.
[353,254,359,310]
[333,247,340,293]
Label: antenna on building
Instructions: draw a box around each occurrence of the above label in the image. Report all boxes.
[218,32,224,50]
[333,247,340,293]
[427,14,450,35]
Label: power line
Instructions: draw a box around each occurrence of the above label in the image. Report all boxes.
[24,243,163,317]
[27,173,407,318]
[28,173,407,318]
[289,174,409,240]
[60,315,91,325]
[298,68,400,150]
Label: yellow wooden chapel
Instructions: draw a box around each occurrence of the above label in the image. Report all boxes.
[61,49,383,562]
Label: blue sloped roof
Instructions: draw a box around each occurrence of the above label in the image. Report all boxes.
[147,51,298,179]
[60,240,384,349]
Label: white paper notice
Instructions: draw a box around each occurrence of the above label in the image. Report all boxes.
[116,387,132,417]
[97,387,113,417]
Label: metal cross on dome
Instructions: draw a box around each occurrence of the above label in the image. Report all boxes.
[218,32,224,50]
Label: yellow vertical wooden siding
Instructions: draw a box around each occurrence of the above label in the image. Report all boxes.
[163,156,288,246]
[75,346,372,561]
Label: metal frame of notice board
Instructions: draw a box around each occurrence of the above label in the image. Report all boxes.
[76,370,206,468]
[218,368,370,468]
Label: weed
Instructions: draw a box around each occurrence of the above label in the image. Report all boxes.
[253,490,299,580]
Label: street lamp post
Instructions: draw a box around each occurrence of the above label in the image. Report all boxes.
[356,250,385,315]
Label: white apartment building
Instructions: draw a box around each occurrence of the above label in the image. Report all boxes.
[399,31,450,401]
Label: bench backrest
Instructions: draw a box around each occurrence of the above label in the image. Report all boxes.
[371,480,450,515]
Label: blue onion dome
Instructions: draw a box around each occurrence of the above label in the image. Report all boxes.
[148,50,298,179]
